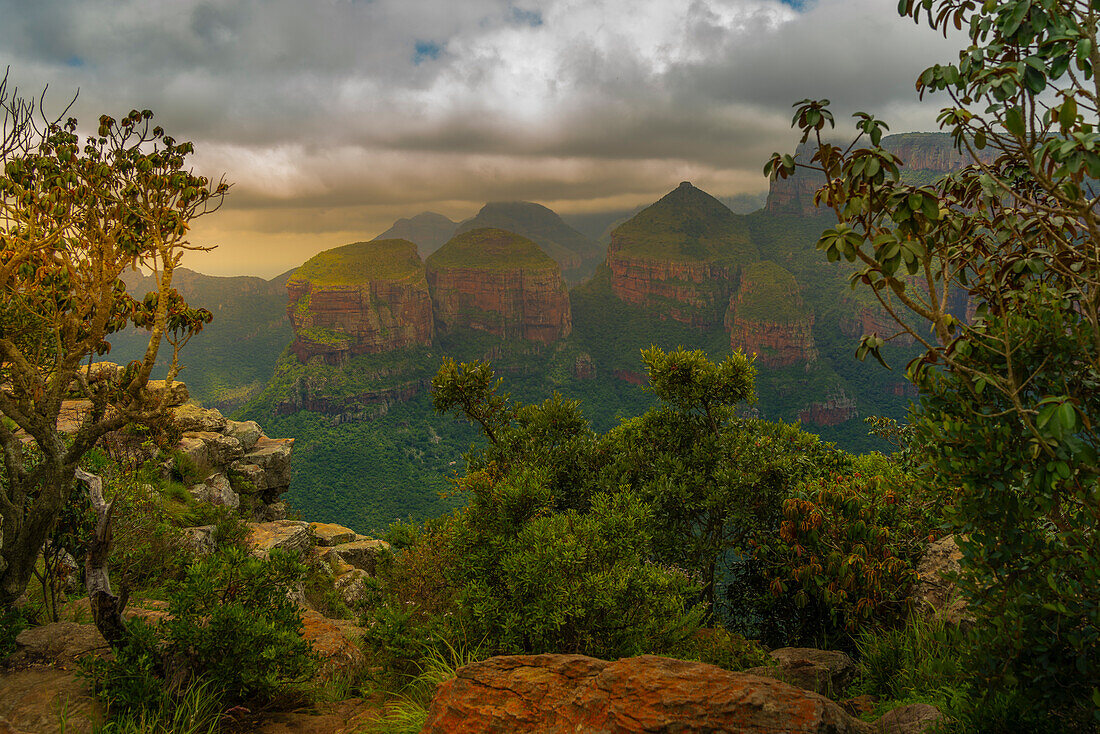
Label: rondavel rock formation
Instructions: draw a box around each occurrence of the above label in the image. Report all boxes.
[426,228,572,344]
[607,182,758,329]
[726,260,817,368]
[286,239,434,365]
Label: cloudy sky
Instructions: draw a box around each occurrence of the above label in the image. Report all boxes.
[0,0,962,277]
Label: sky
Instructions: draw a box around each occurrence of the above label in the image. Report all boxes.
[0,0,963,278]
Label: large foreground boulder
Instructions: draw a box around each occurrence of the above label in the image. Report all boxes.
[420,654,874,734]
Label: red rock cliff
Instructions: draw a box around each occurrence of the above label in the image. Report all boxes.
[607,246,735,328]
[426,228,571,344]
[725,261,817,367]
[286,239,433,365]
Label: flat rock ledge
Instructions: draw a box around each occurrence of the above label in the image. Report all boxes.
[420,654,945,734]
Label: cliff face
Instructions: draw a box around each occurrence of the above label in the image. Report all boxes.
[725,261,816,367]
[799,389,858,427]
[287,239,433,365]
[765,132,989,216]
[427,228,571,344]
[607,182,758,328]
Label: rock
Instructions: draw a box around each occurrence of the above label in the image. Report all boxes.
[913,535,969,624]
[798,388,859,428]
[142,379,189,407]
[874,703,945,733]
[169,403,227,433]
[188,473,239,509]
[183,431,244,467]
[420,654,873,734]
[247,521,313,557]
[326,539,391,574]
[333,569,370,607]
[10,623,107,667]
[572,352,595,380]
[267,501,288,521]
[236,437,294,491]
[228,462,266,493]
[175,434,208,468]
[182,525,217,555]
[606,183,757,329]
[0,668,102,733]
[745,647,856,697]
[287,239,434,365]
[726,261,817,368]
[840,694,878,718]
[426,228,572,344]
[299,609,365,676]
[310,523,358,547]
[224,419,263,451]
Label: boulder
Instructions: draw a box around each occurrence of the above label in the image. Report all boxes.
[236,437,294,491]
[175,434,208,468]
[228,462,266,493]
[309,522,358,547]
[169,403,227,433]
[333,568,370,607]
[874,703,946,733]
[142,379,189,407]
[247,521,313,557]
[420,654,874,734]
[266,501,288,521]
[183,431,244,467]
[0,668,102,734]
[913,535,969,624]
[224,419,263,452]
[182,525,217,555]
[745,647,856,697]
[188,473,239,509]
[299,609,365,677]
[326,539,391,574]
[8,623,107,667]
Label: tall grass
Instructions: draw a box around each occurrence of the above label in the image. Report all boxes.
[85,678,224,734]
[369,639,485,734]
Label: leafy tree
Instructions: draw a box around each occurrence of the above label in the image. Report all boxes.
[766,0,1100,724]
[0,73,226,608]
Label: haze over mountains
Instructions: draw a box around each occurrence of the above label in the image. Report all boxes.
[101,132,972,531]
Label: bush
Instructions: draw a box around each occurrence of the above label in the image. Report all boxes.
[107,480,193,590]
[765,454,939,640]
[163,547,316,703]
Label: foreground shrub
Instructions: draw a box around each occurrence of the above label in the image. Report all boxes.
[765,454,939,640]
[83,548,316,719]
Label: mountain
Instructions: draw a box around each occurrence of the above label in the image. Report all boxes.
[426,228,572,344]
[606,182,758,329]
[107,267,293,411]
[372,212,458,258]
[286,239,434,365]
[456,201,604,283]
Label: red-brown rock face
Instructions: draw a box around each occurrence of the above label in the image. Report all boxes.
[607,245,734,328]
[286,240,433,365]
[420,654,875,734]
[726,261,817,367]
[799,389,858,427]
[427,267,570,343]
[426,229,571,344]
[839,300,915,346]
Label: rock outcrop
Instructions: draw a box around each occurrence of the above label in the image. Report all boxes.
[726,261,817,367]
[607,182,758,328]
[913,534,969,625]
[744,647,856,697]
[426,228,571,344]
[765,132,991,216]
[421,653,941,734]
[799,388,859,427]
[287,239,433,365]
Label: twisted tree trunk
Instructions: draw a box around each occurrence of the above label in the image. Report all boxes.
[75,468,130,647]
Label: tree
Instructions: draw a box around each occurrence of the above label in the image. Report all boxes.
[766,1,1100,725]
[0,72,227,609]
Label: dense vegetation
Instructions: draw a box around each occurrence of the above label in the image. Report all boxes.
[288,239,425,286]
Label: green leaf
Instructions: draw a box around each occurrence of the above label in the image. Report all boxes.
[1005,106,1026,137]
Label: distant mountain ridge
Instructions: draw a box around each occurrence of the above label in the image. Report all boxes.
[372,212,458,258]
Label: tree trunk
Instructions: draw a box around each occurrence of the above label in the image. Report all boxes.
[75,468,130,648]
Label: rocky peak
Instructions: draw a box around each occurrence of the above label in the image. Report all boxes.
[286,239,434,365]
[426,228,572,344]
[372,211,458,258]
[606,182,758,328]
[457,201,602,282]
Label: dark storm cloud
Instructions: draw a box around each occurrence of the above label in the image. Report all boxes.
[0,0,966,276]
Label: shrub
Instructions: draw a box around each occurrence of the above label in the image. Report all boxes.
[765,454,939,639]
[163,547,316,703]
[107,480,192,590]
